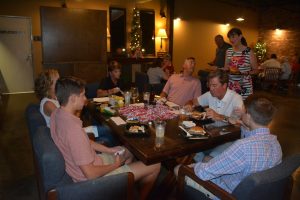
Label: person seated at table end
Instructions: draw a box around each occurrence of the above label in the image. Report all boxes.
[51,77,160,200]
[160,57,201,106]
[97,60,125,97]
[185,69,244,162]
[175,95,282,197]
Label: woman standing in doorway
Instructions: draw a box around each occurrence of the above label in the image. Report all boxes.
[223,28,258,100]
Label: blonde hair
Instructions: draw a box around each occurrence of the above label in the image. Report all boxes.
[34,69,59,100]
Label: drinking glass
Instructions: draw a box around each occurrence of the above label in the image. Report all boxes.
[131,87,139,103]
[229,106,242,125]
[154,120,166,138]
[124,91,131,105]
[143,92,150,105]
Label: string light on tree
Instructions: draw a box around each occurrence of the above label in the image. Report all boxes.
[254,41,267,63]
[130,8,142,51]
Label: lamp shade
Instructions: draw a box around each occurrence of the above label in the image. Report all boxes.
[157,28,168,38]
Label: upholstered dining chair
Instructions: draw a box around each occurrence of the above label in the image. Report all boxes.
[25,104,135,200]
[177,154,300,200]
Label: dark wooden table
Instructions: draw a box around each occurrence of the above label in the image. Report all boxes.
[87,103,241,165]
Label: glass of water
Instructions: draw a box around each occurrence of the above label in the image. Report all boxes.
[154,120,166,138]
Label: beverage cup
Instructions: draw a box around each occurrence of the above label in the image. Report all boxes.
[109,96,116,107]
[229,106,242,125]
[155,120,166,138]
[124,91,131,105]
[143,92,150,105]
[155,137,164,148]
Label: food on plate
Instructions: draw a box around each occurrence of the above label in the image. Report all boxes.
[128,125,145,133]
[191,111,206,120]
[189,126,206,135]
[182,121,196,128]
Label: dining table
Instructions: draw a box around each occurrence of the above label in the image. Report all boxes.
[85,100,241,199]
[86,101,241,165]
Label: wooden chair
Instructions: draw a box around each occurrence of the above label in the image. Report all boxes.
[177,154,300,200]
[261,67,281,90]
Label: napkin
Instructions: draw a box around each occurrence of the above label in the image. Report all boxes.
[110,117,126,126]
[93,97,109,103]
[83,126,99,137]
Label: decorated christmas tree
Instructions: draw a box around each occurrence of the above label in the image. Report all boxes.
[130,8,142,51]
[254,41,267,63]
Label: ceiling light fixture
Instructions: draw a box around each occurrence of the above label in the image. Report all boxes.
[236,17,244,22]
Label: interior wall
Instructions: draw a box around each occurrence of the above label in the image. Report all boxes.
[258,7,300,62]
[0,0,163,78]
[173,0,259,74]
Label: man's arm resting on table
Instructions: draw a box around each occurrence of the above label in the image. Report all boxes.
[79,157,122,180]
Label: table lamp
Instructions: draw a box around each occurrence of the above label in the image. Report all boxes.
[157,28,168,50]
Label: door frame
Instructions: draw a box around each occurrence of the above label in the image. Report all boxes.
[0,15,34,94]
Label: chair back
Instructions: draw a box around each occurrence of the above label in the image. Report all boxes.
[25,103,46,143]
[264,67,281,81]
[32,126,73,196]
[135,71,149,93]
[232,154,300,200]
[85,82,100,99]
[25,104,72,199]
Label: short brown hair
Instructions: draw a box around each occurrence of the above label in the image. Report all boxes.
[108,60,121,72]
[244,95,276,126]
[208,69,229,85]
[34,69,59,100]
[55,76,86,106]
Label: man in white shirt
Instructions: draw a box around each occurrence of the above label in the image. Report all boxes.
[260,54,281,69]
[187,69,244,162]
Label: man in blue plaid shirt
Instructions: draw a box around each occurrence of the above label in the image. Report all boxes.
[184,95,282,199]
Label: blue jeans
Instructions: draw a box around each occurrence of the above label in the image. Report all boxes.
[96,125,118,147]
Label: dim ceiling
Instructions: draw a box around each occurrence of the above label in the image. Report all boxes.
[217,0,300,13]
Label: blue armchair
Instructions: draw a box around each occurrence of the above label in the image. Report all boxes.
[177,154,300,200]
[25,104,134,200]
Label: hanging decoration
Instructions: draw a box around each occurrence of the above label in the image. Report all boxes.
[130,8,142,51]
[254,41,267,63]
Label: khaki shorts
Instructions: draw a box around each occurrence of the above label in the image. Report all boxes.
[98,153,132,176]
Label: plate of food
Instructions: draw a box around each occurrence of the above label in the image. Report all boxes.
[179,125,209,140]
[124,123,150,137]
[190,111,214,125]
[190,111,206,120]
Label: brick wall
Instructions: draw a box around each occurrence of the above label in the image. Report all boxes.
[258,7,300,61]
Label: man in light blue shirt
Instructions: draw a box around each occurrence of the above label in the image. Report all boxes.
[184,95,282,199]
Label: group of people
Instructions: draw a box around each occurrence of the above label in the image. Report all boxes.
[34,69,160,200]
[33,26,284,200]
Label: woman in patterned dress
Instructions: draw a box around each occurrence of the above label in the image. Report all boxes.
[223,28,258,100]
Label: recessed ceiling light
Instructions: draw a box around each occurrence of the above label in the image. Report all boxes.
[236,17,244,22]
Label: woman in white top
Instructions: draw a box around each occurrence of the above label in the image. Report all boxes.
[34,69,60,127]
[34,69,117,146]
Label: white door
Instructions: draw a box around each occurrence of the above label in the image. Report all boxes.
[0,15,34,94]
